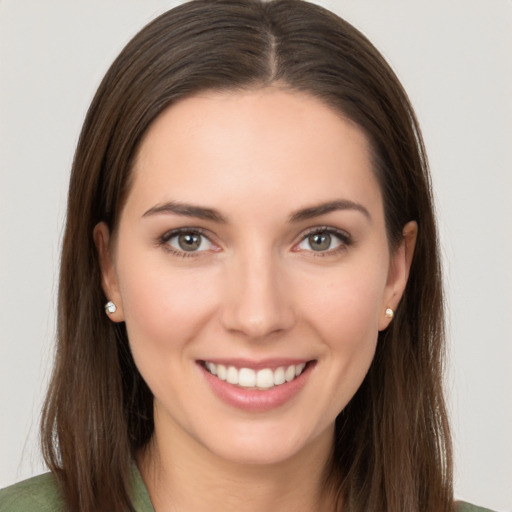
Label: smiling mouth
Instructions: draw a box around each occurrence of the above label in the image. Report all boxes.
[201,361,311,390]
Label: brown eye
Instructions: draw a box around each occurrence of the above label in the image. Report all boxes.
[178,233,202,251]
[164,230,213,254]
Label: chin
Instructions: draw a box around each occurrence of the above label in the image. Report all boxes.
[194,418,333,467]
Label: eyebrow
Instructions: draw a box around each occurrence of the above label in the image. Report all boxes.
[142,199,370,224]
[289,199,371,222]
[142,201,228,223]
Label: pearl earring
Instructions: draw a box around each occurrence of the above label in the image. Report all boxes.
[104,300,117,314]
[385,307,394,319]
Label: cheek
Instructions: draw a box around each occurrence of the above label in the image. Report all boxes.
[117,260,222,422]
[300,262,387,342]
[318,281,380,371]
[296,262,387,407]
[116,252,220,359]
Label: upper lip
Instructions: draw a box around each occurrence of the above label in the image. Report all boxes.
[198,358,313,370]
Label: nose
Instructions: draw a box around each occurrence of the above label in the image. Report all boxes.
[220,248,296,341]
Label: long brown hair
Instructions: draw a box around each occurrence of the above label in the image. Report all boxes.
[41,1,452,510]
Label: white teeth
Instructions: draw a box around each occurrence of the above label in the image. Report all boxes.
[238,368,256,387]
[226,366,238,385]
[206,362,217,375]
[256,369,274,389]
[204,361,308,389]
[273,367,285,385]
[285,365,296,382]
[217,364,227,381]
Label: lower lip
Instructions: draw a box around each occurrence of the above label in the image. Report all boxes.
[199,362,314,412]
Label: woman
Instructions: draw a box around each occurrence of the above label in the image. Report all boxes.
[0,1,497,511]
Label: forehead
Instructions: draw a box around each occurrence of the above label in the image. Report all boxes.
[127,87,382,221]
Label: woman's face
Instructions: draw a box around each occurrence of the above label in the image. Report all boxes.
[96,87,413,466]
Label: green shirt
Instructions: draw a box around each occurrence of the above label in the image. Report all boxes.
[0,465,496,512]
[0,465,153,512]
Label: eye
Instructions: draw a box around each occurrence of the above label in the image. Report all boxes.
[161,229,214,255]
[295,228,350,254]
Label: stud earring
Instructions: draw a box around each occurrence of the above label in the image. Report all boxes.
[104,300,117,314]
[385,307,394,319]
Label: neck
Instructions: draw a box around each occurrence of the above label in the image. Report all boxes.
[137,422,338,512]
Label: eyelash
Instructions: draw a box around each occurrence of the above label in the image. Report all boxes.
[157,226,352,258]
[295,226,352,257]
[158,227,215,258]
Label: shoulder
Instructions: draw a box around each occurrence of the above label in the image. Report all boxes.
[455,501,497,512]
[0,473,64,512]
[0,464,153,512]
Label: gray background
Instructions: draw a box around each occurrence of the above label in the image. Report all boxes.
[1,1,511,510]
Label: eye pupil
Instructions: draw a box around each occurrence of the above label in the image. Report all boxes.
[178,233,201,251]
[309,233,331,251]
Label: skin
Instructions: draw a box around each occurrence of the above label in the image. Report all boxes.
[94,87,416,512]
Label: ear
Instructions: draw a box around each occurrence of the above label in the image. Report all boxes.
[378,220,417,331]
[93,222,124,322]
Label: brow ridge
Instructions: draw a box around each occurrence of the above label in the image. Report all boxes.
[289,200,371,222]
[143,199,370,224]
[142,201,227,223]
